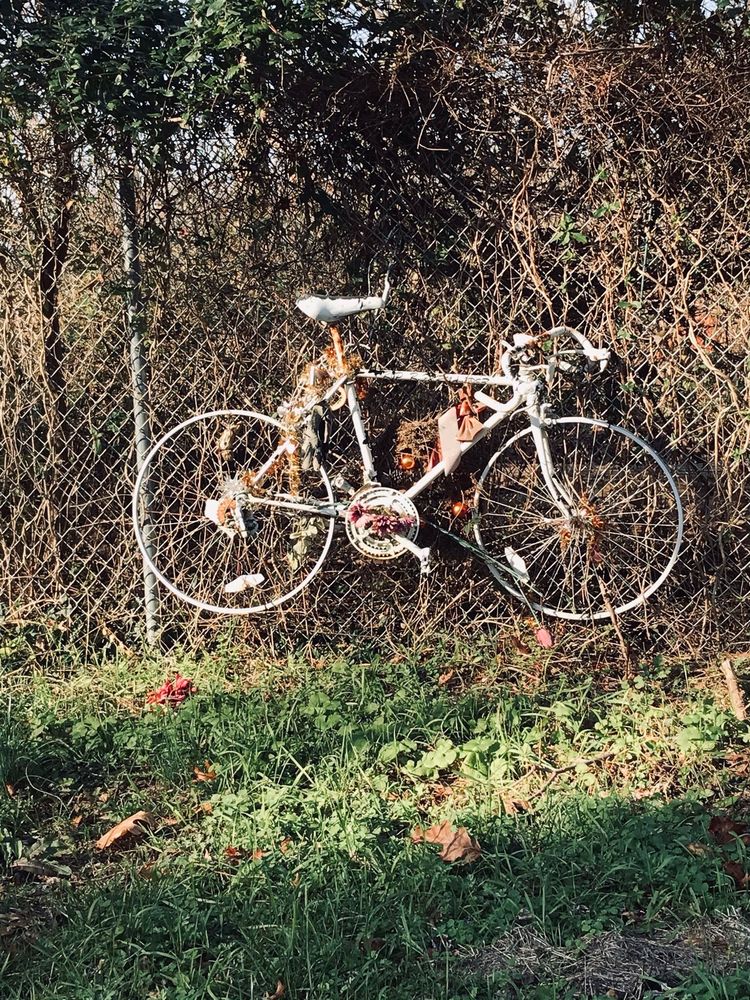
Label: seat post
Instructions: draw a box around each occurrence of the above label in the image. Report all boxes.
[329,324,346,371]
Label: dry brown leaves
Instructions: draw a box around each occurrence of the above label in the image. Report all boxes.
[411,820,481,863]
[723,860,750,889]
[193,761,217,782]
[95,810,152,850]
[224,846,267,862]
[708,814,750,890]
[708,815,750,846]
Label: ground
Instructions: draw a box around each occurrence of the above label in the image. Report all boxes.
[1,633,749,999]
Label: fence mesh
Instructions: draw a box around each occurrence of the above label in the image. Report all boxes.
[2,20,749,660]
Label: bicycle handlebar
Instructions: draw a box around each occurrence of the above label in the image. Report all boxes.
[511,326,610,373]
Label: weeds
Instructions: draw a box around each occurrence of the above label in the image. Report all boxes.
[1,643,749,998]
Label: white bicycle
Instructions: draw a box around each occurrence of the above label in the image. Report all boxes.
[132,278,683,621]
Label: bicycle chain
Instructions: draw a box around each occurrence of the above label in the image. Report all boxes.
[419,515,541,623]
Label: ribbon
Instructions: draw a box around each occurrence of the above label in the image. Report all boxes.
[437,385,486,475]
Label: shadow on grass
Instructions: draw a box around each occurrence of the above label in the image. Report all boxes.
[2,661,750,999]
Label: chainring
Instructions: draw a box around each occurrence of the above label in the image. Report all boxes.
[344,486,420,560]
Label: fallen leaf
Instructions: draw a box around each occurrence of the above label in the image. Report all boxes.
[224,845,243,861]
[266,981,285,1000]
[199,801,213,814]
[98,791,110,803]
[193,761,217,782]
[709,815,750,846]
[438,669,456,686]
[723,860,750,888]
[686,841,710,856]
[501,794,531,815]
[510,636,531,655]
[411,820,481,864]
[535,627,554,649]
[251,848,267,861]
[279,837,292,854]
[95,810,152,850]
[5,782,15,797]
[71,815,83,829]
[146,673,196,708]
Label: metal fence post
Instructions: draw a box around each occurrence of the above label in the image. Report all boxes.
[118,146,160,646]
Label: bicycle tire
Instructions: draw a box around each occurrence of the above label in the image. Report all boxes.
[132,409,335,615]
[473,416,683,620]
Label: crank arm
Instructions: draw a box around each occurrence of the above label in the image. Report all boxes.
[396,535,432,575]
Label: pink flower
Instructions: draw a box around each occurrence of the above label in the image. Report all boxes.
[348,503,414,538]
[535,628,554,649]
[146,673,196,708]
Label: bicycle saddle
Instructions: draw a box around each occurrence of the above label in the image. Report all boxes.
[296,274,390,324]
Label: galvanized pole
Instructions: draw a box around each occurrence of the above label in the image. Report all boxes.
[118,145,160,645]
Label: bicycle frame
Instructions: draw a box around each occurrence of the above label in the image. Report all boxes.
[250,364,579,524]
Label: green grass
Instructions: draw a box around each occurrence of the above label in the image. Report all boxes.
[1,642,750,998]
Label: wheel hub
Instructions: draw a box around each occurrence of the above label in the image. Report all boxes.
[345,486,420,560]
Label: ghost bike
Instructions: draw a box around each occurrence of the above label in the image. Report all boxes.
[132,277,683,620]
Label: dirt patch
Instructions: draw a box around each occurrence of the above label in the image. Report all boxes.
[465,910,750,997]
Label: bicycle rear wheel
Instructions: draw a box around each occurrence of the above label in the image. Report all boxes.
[474,417,683,620]
[132,410,335,615]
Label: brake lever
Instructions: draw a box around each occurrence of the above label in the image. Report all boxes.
[585,347,611,373]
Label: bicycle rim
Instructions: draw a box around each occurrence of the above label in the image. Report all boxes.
[473,417,684,620]
[132,409,335,615]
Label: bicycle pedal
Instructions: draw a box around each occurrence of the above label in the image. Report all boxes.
[504,546,530,583]
[418,547,432,575]
[224,573,265,594]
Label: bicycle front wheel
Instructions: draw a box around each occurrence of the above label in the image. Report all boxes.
[474,417,683,620]
[132,410,335,615]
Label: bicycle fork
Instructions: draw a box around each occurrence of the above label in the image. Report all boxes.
[526,398,577,518]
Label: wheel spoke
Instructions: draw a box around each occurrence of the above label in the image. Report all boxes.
[133,411,335,613]
[475,419,682,620]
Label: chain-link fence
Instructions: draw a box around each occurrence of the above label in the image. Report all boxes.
[2,22,749,659]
